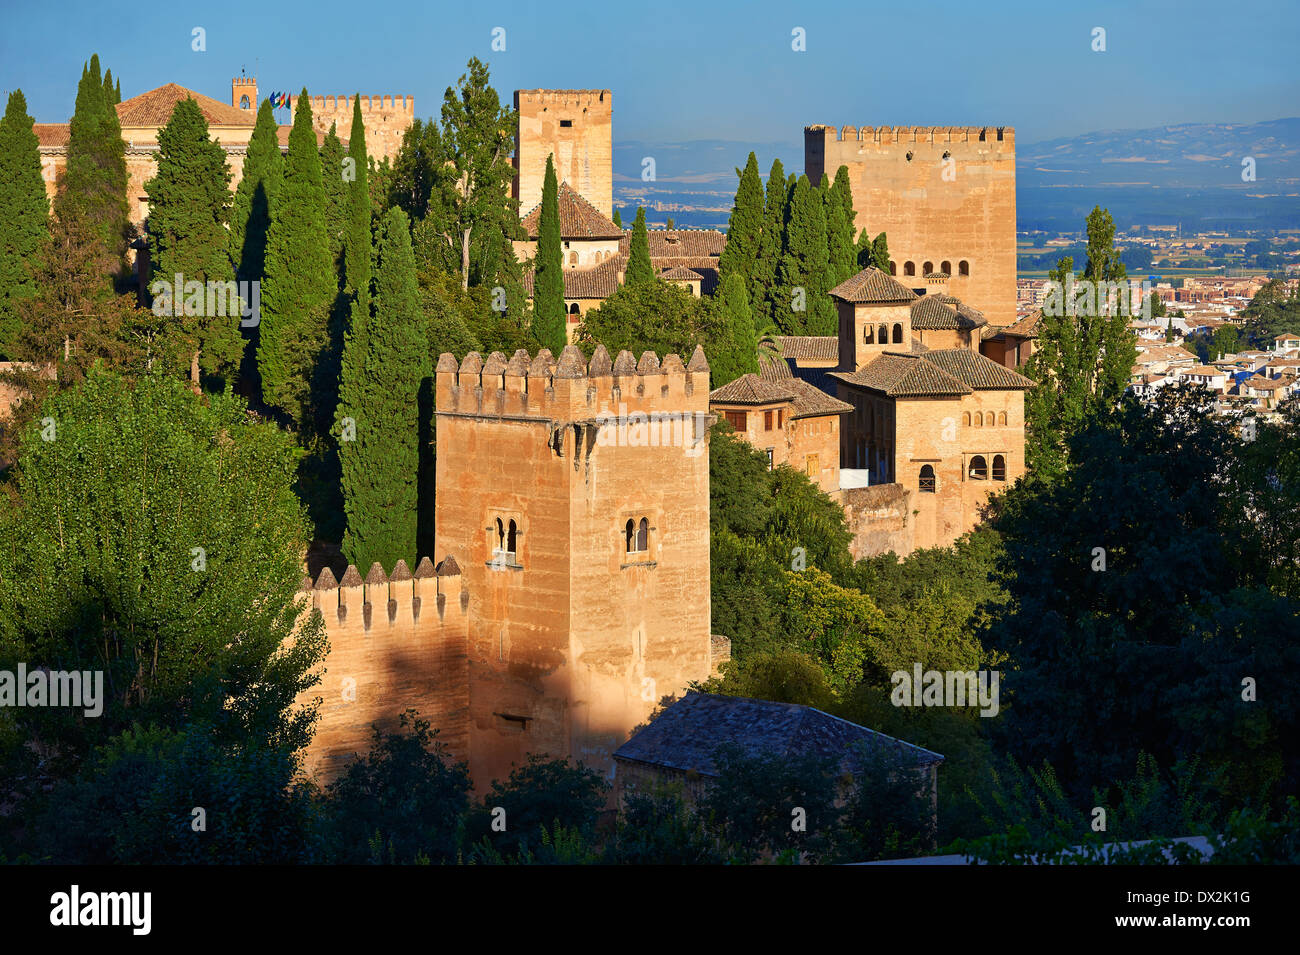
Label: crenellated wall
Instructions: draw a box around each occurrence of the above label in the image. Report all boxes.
[806,123,1017,327]
[295,556,470,783]
[286,92,414,162]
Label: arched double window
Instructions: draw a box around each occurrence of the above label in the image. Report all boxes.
[625,517,649,554]
[493,517,520,563]
[919,464,936,492]
[892,323,903,343]
[968,455,988,480]
[878,323,888,344]
[992,454,1007,481]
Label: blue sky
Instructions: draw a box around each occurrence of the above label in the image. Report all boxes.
[2,0,1295,147]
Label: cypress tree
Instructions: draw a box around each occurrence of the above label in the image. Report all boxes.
[344,95,371,307]
[832,165,856,235]
[57,55,128,287]
[612,209,622,227]
[871,232,891,273]
[258,89,334,428]
[145,97,239,385]
[750,158,788,329]
[823,172,855,288]
[531,154,566,352]
[0,90,49,358]
[718,151,764,290]
[114,78,121,105]
[102,69,117,105]
[230,99,282,284]
[854,229,873,270]
[710,272,759,388]
[777,174,832,335]
[625,206,654,286]
[320,121,347,282]
[337,207,427,571]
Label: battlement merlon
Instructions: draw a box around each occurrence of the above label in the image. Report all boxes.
[514,89,612,109]
[300,556,469,632]
[804,124,1015,148]
[435,345,711,423]
[286,93,416,117]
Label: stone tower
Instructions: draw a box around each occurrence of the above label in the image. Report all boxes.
[514,89,613,219]
[434,344,714,790]
[231,75,257,113]
[805,125,1017,327]
[285,92,415,163]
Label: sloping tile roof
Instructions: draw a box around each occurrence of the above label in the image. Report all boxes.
[1002,309,1043,338]
[612,692,944,777]
[782,376,853,418]
[920,348,1036,390]
[709,374,796,405]
[520,181,624,239]
[829,266,918,304]
[34,123,69,147]
[660,266,703,281]
[832,352,972,397]
[910,296,964,330]
[116,83,254,128]
[620,229,726,258]
[775,336,838,362]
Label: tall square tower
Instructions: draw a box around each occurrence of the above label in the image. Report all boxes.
[514,89,613,219]
[433,344,713,790]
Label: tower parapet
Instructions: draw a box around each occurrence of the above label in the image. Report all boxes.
[284,91,415,163]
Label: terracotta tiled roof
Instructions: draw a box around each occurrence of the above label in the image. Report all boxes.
[34,123,69,147]
[660,266,703,281]
[924,271,949,279]
[522,256,623,299]
[622,229,726,258]
[829,266,918,304]
[612,691,944,777]
[116,83,254,128]
[1002,309,1043,338]
[782,376,853,418]
[521,181,624,239]
[910,296,964,330]
[709,374,796,405]
[831,353,972,397]
[775,336,838,362]
[920,348,1036,390]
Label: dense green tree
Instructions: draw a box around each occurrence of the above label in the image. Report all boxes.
[230,99,282,285]
[825,169,856,287]
[612,208,622,227]
[324,711,470,864]
[718,152,764,289]
[0,369,327,780]
[435,58,521,291]
[989,385,1300,804]
[336,207,427,571]
[532,155,566,353]
[706,272,759,387]
[468,755,608,858]
[145,97,240,386]
[750,158,789,330]
[871,232,891,273]
[601,788,725,865]
[1022,206,1137,478]
[0,90,48,358]
[776,174,833,335]
[385,118,444,227]
[625,206,654,286]
[577,279,712,358]
[319,121,348,279]
[55,55,129,290]
[343,95,371,306]
[35,724,323,864]
[258,88,335,428]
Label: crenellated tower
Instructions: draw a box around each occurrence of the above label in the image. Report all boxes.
[434,344,714,789]
[805,124,1017,327]
[514,89,613,219]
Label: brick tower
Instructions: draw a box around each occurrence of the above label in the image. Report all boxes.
[514,89,613,219]
[434,344,714,789]
[806,125,1017,327]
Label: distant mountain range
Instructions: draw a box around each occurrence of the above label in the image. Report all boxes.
[612,119,1300,232]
